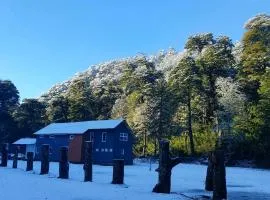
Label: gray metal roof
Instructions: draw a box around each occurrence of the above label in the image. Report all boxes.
[13,138,36,145]
[34,118,124,135]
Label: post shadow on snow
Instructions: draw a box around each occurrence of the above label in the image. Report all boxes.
[181,187,270,200]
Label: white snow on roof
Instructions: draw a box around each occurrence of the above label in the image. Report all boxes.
[34,119,124,135]
[13,138,36,145]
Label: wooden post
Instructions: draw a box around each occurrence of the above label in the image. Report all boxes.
[112,159,124,184]
[40,144,49,175]
[152,140,181,194]
[13,146,19,169]
[0,143,8,167]
[59,146,69,179]
[26,152,34,171]
[212,149,227,200]
[83,141,92,182]
[205,151,214,191]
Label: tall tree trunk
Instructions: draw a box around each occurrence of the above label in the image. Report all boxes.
[143,132,147,157]
[207,73,217,124]
[187,93,195,155]
[154,136,157,157]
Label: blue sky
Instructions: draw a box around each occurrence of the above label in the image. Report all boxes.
[0,0,269,100]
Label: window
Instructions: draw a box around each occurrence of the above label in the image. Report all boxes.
[96,148,99,152]
[105,148,108,152]
[69,135,74,140]
[49,135,55,139]
[89,132,94,142]
[101,132,107,142]
[120,133,128,141]
[101,148,104,152]
[39,135,44,138]
[121,149,125,155]
[109,148,113,152]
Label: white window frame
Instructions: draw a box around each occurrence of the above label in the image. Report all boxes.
[89,132,94,142]
[120,133,128,142]
[101,132,107,142]
[69,135,74,140]
[49,135,55,139]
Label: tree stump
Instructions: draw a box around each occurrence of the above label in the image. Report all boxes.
[112,159,124,184]
[212,149,227,200]
[152,140,181,193]
[59,146,69,179]
[205,151,214,191]
[26,152,34,171]
[83,141,93,182]
[0,143,8,167]
[40,144,50,175]
[13,146,19,169]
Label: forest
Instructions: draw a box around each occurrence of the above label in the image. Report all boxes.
[0,14,269,167]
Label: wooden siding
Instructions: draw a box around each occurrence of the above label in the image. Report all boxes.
[68,135,83,163]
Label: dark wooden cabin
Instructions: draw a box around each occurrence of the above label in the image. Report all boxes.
[34,119,133,165]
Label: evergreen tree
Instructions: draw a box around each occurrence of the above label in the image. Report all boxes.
[169,56,201,155]
[67,79,96,121]
[13,99,47,138]
[197,36,235,125]
[0,80,19,143]
[46,96,69,122]
[0,80,19,113]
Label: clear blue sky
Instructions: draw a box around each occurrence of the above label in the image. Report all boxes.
[0,0,269,100]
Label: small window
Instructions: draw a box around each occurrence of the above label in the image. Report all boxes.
[120,133,128,141]
[101,148,104,152]
[121,149,125,155]
[69,135,74,140]
[101,132,107,142]
[39,135,44,138]
[109,148,113,152]
[49,135,55,139]
[105,148,108,152]
[89,132,94,142]
[96,148,99,152]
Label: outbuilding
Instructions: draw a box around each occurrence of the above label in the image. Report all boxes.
[12,138,36,159]
[34,119,133,165]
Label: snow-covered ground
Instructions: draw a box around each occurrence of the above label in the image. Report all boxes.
[0,160,269,200]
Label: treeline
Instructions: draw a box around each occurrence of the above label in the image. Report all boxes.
[0,14,269,167]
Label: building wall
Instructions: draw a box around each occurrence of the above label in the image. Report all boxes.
[10,144,26,157]
[35,135,71,161]
[84,129,115,165]
[84,122,133,165]
[68,135,83,163]
[112,122,133,165]
[26,144,36,159]
[35,121,133,165]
